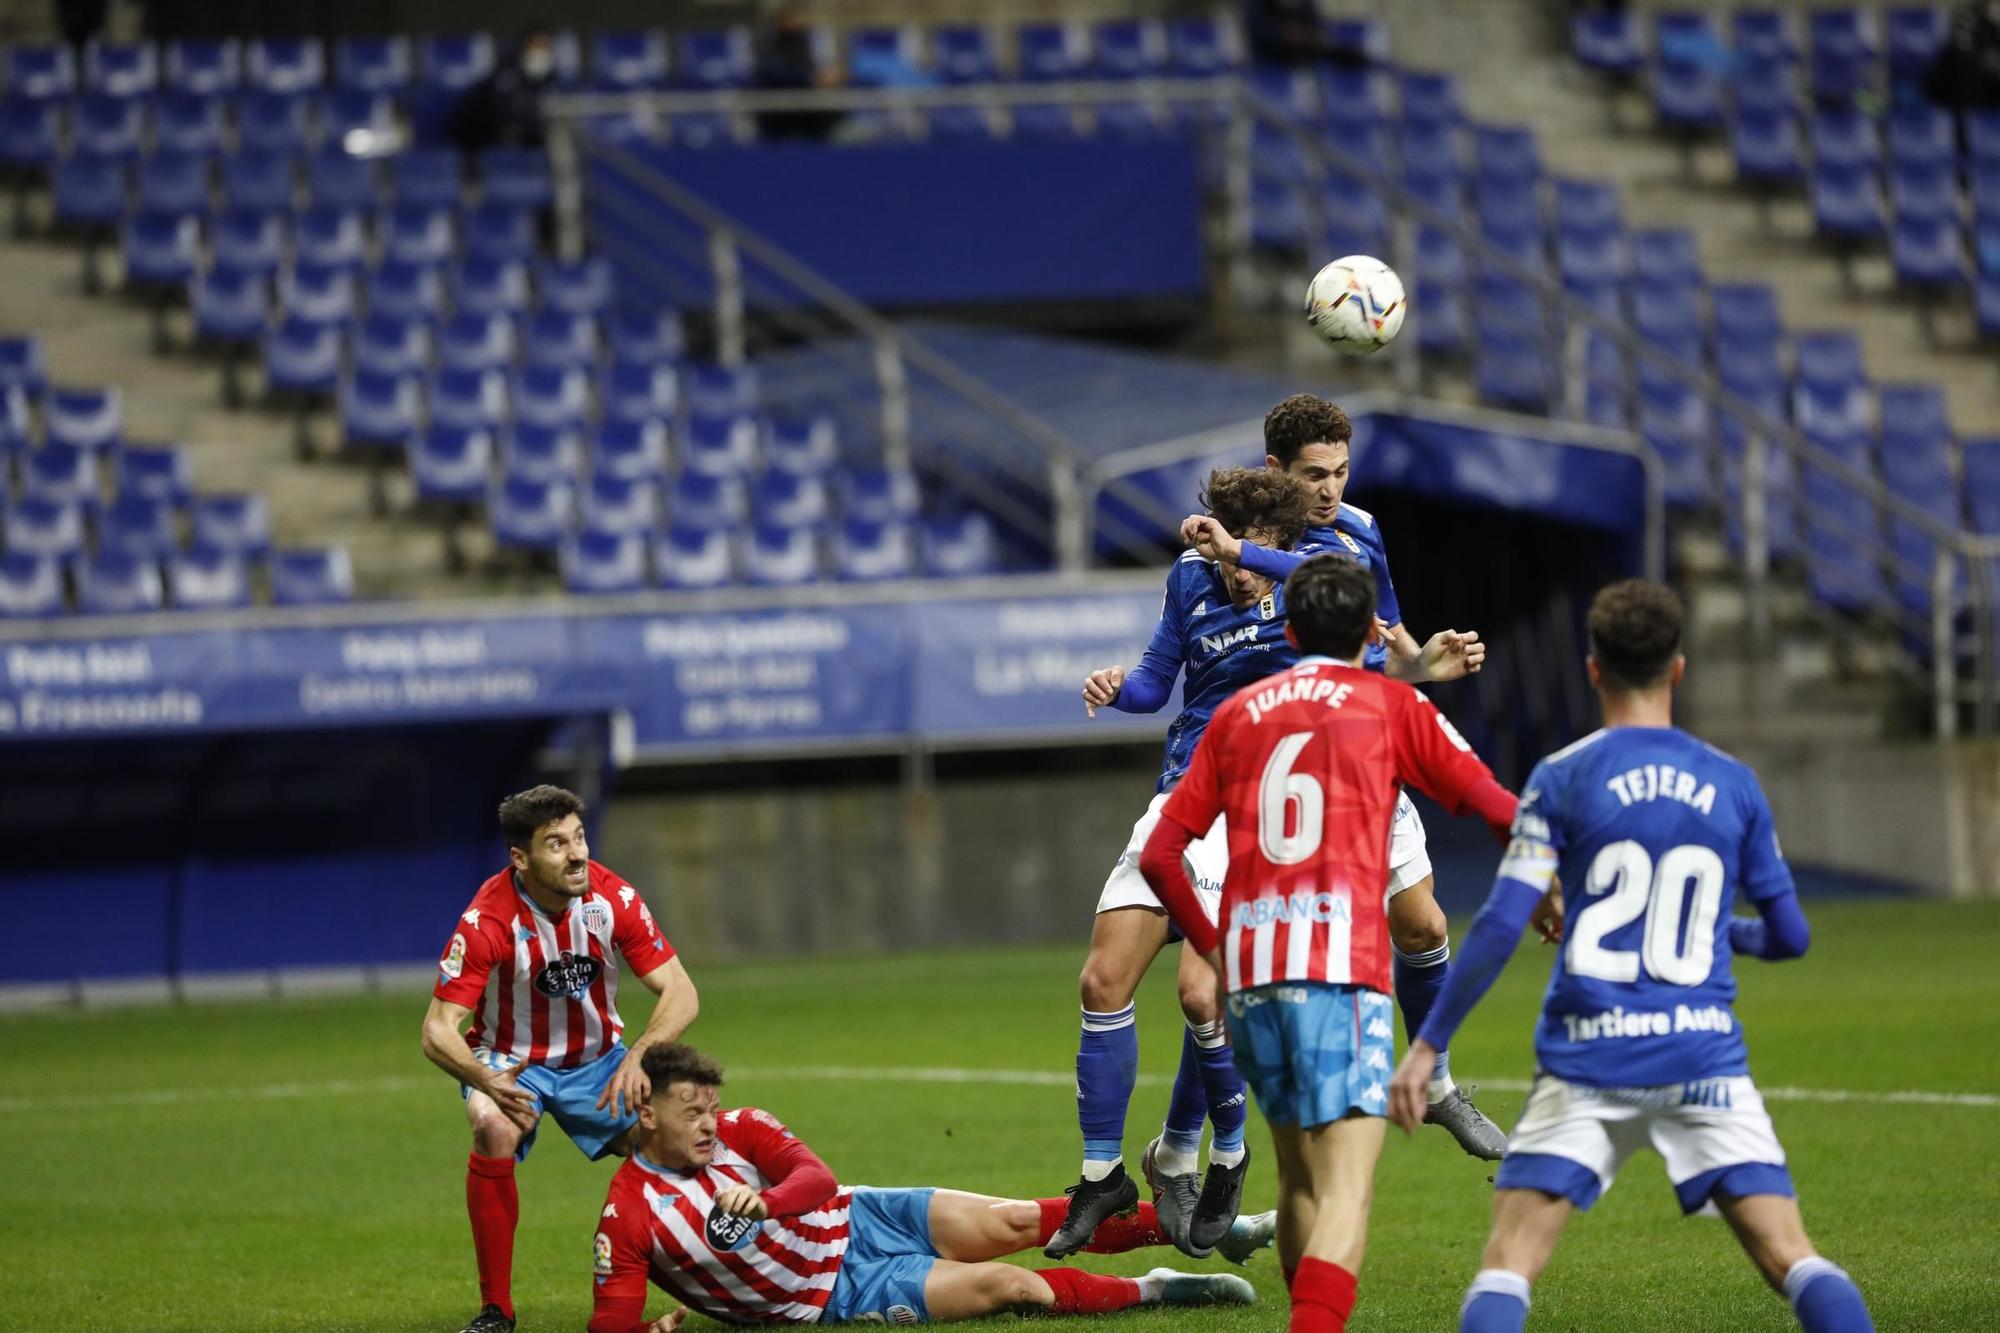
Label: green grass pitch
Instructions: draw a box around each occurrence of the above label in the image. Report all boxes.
[3,897,1997,1332]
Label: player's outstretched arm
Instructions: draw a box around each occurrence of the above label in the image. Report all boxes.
[1383,623,1487,684]
[598,956,699,1116]
[1086,563,1190,717]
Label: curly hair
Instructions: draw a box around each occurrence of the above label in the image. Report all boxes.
[1201,467,1311,550]
[640,1042,726,1095]
[1262,394,1353,466]
[1587,579,1685,690]
[497,785,585,850]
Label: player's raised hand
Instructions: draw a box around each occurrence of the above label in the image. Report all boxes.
[646,1307,689,1332]
[1373,616,1395,647]
[1386,1039,1440,1136]
[714,1184,769,1220]
[598,1048,652,1118]
[1180,514,1242,565]
[1530,881,1565,945]
[483,1062,540,1133]
[1081,666,1125,718]
[1418,628,1485,681]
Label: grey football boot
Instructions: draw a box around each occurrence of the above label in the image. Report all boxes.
[1141,1134,1211,1259]
[1426,1084,1508,1161]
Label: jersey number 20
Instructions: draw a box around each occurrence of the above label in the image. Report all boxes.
[1568,840,1725,987]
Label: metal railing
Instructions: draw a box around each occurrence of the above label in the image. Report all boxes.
[544,75,1998,733]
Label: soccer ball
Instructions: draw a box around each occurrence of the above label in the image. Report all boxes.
[1303,255,1406,356]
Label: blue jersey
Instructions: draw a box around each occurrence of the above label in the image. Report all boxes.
[1238,502,1402,673]
[1112,549,1298,791]
[1512,726,1796,1087]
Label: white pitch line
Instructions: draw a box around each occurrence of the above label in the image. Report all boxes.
[3,1065,1994,1115]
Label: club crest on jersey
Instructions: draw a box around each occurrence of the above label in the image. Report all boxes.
[593,1230,614,1278]
[1337,531,1363,555]
[1258,592,1276,620]
[441,933,467,979]
[705,1209,759,1251]
[582,901,612,938]
[534,950,603,997]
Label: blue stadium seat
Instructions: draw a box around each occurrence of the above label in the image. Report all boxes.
[1398,71,1459,128]
[675,28,752,90]
[753,469,829,527]
[1323,176,1390,258]
[594,418,671,483]
[134,150,212,214]
[1631,228,1702,284]
[307,147,379,210]
[1556,227,1626,286]
[925,105,1002,143]
[1809,108,1880,171]
[582,471,660,536]
[0,384,29,457]
[85,40,159,99]
[339,367,422,453]
[682,413,758,478]
[591,30,669,90]
[1166,17,1236,78]
[190,264,268,344]
[524,309,598,370]
[1475,175,1543,242]
[763,413,838,476]
[1978,271,2000,338]
[932,25,1000,84]
[4,496,84,557]
[1571,10,1645,77]
[270,546,354,604]
[562,526,646,592]
[1652,59,1726,134]
[418,34,496,91]
[190,492,271,556]
[654,520,734,589]
[1732,10,1800,67]
[744,520,821,585]
[168,547,251,609]
[428,365,508,431]
[0,97,62,170]
[221,148,298,211]
[847,25,924,92]
[1710,281,1784,345]
[336,36,412,92]
[1472,124,1541,182]
[325,87,395,142]
[454,254,530,319]
[667,111,750,149]
[1093,18,1165,79]
[263,314,343,395]
[600,359,680,425]
[1807,8,1878,104]
[1890,160,1959,222]
[514,363,590,431]
[211,206,285,276]
[608,308,685,365]
[834,518,914,582]
[351,312,431,377]
[1017,22,1088,82]
[1794,379,1873,462]
[152,91,225,154]
[1886,7,1949,86]
[1811,162,1887,241]
[1893,213,1968,287]
[365,257,445,321]
[1733,108,1805,184]
[98,492,177,558]
[1962,438,2000,533]
[1637,365,1716,506]
[506,420,583,486]
[922,510,999,578]
[1474,340,1555,414]
[1793,329,1867,390]
[1324,15,1389,62]
[1877,380,1953,494]
[536,255,612,316]
[1318,67,1392,132]
[119,442,193,505]
[479,147,553,210]
[70,93,144,157]
[245,36,324,94]
[1968,113,2000,172]
[684,361,759,418]
[0,551,64,616]
[666,470,747,528]
[280,260,357,323]
[463,201,536,261]
[1887,104,1955,168]
[438,311,516,373]
[77,550,165,614]
[490,472,572,551]
[838,465,920,523]
[412,424,495,505]
[4,43,77,101]
[1413,273,1471,357]
[121,209,200,287]
[1247,64,1318,122]
[45,385,121,452]
[1803,468,1887,613]
[22,440,99,507]
[389,146,464,208]
[294,204,367,268]
[235,90,315,153]
[381,201,455,266]
[1398,122,1461,190]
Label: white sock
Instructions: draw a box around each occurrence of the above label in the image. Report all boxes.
[1154,1141,1198,1176]
[1463,1268,1532,1315]
[1080,1157,1121,1182]
[1208,1143,1247,1169]
[1428,1072,1458,1103]
[1134,1269,1171,1303]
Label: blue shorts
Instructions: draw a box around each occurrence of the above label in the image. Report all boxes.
[461,1045,637,1162]
[1226,983,1395,1128]
[823,1187,937,1325]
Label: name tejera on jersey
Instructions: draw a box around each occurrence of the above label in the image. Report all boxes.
[1605,763,1717,815]
[1563,1002,1737,1043]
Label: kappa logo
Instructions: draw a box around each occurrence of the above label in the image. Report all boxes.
[441,933,467,979]
[534,950,604,998]
[602,1203,618,1218]
[1365,1017,1393,1040]
[462,908,480,927]
[1365,1048,1389,1071]
[618,886,636,907]
[704,1209,759,1252]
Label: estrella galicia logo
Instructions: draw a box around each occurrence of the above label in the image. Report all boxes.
[533,950,603,998]
[704,1209,758,1251]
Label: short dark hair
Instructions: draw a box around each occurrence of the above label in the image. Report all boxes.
[641,1042,725,1096]
[497,784,585,850]
[1201,467,1311,550]
[1588,579,1684,690]
[1285,555,1378,660]
[1263,394,1353,467]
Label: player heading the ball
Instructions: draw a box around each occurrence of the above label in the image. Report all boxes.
[1385,580,1876,1333]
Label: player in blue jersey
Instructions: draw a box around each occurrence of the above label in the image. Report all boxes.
[1181,394,1510,1161]
[1047,467,1315,1262]
[1384,580,1875,1333]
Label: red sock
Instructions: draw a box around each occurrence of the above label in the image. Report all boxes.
[1287,1257,1358,1333]
[466,1152,519,1319]
[1035,1268,1144,1315]
[1034,1198,1167,1252]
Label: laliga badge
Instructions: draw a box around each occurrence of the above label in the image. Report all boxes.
[441,933,467,979]
[593,1231,614,1278]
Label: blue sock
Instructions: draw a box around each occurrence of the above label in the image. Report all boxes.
[1460,1270,1530,1333]
[1077,1004,1138,1172]
[1160,1027,1206,1158]
[1786,1258,1874,1332]
[1394,941,1452,1085]
[1189,1019,1248,1159]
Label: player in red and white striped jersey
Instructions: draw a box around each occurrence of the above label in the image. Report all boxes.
[589,1044,1272,1331]
[421,785,701,1333]
[1140,556,1521,1333]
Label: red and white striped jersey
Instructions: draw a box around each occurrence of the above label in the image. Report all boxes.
[1160,659,1510,997]
[432,861,675,1069]
[593,1108,851,1327]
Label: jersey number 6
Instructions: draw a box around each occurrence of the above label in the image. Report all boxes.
[1568,840,1726,987]
[1258,732,1324,866]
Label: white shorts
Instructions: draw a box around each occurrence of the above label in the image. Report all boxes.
[1097,792,1226,922]
[1385,789,1432,898]
[1496,1074,1795,1216]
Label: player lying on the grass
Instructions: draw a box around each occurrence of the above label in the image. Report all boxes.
[1141,555,1523,1333]
[1058,466,1314,1261]
[420,785,700,1333]
[587,1043,1274,1331]
[1179,392,1507,1161]
[1386,579,1876,1333]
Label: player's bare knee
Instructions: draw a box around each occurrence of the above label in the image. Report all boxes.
[995,1201,1042,1249]
[470,1110,523,1157]
[1743,1227,1816,1291]
[1390,894,1447,955]
[989,1266,1051,1312]
[1078,958,1137,1013]
[1177,976,1219,1025]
